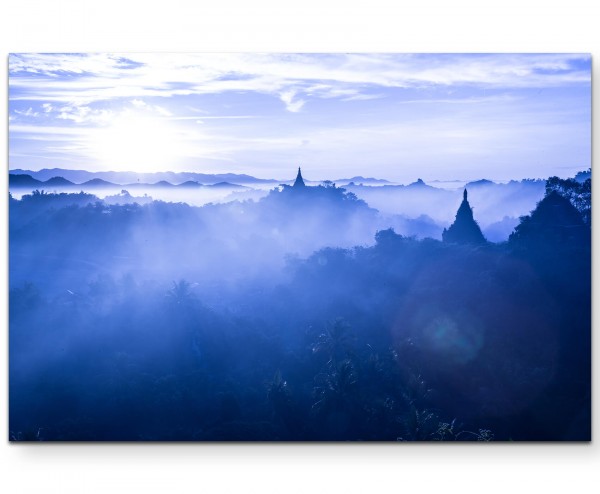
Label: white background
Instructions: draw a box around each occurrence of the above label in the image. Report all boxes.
[1,1,598,493]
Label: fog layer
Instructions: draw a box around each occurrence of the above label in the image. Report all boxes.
[9,173,591,441]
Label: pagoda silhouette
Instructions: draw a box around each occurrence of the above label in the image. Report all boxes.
[442,189,486,245]
[293,167,306,188]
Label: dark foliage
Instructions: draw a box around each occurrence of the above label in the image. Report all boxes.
[545,172,591,225]
[8,179,590,441]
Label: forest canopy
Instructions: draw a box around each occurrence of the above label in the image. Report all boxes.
[9,173,591,441]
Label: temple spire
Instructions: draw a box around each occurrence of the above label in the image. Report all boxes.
[293,166,306,188]
[442,188,486,245]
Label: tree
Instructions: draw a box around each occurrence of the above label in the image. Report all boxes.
[545,174,591,225]
[509,191,589,249]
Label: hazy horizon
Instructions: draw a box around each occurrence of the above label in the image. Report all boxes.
[9,165,590,185]
[9,53,591,183]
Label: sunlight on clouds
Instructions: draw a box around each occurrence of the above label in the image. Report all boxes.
[8,53,591,179]
[9,53,591,107]
[279,90,305,112]
[14,107,39,117]
[88,112,188,172]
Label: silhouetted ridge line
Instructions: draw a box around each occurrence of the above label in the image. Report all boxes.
[46,177,75,186]
[82,178,117,187]
[9,168,280,185]
[408,178,431,188]
[465,179,495,188]
[9,174,43,187]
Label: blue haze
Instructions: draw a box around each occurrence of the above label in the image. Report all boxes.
[7,54,591,441]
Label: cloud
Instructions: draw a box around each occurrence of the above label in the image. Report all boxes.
[56,105,114,124]
[153,105,173,117]
[396,94,520,105]
[279,90,305,112]
[131,99,172,116]
[341,93,384,102]
[9,53,143,77]
[8,53,590,178]
[8,53,590,110]
[14,107,39,117]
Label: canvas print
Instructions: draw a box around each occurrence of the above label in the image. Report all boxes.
[8,53,591,441]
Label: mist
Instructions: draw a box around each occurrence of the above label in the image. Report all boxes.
[9,172,550,245]
[8,171,591,441]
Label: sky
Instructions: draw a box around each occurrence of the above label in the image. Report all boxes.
[8,53,591,183]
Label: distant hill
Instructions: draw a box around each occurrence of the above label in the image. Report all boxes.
[429,179,468,188]
[10,168,396,187]
[335,176,391,185]
[10,168,280,185]
[8,172,250,192]
[210,182,247,189]
[9,174,43,188]
[407,178,435,189]
[81,178,117,187]
[465,179,496,188]
[44,176,76,186]
[347,178,437,191]
[178,181,203,188]
[11,168,99,183]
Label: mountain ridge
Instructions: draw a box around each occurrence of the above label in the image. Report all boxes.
[10,168,281,185]
[9,173,249,190]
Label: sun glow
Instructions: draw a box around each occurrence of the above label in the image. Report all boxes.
[89,112,184,172]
